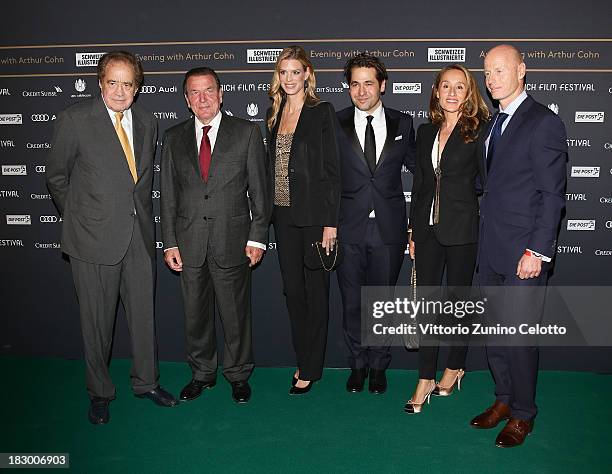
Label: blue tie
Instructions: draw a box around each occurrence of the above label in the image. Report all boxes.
[487,112,509,172]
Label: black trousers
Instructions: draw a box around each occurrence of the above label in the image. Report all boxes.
[415,230,477,379]
[337,218,405,370]
[70,220,159,399]
[273,206,330,381]
[181,249,253,383]
[477,237,547,421]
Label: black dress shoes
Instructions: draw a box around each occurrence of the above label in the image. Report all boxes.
[231,381,251,403]
[135,386,178,407]
[88,397,110,425]
[180,379,217,401]
[346,368,368,392]
[368,369,387,394]
[289,380,314,395]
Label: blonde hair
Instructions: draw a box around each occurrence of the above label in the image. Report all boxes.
[429,64,490,143]
[267,45,320,130]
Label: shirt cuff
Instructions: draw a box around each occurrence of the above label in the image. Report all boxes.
[163,246,178,252]
[525,248,552,262]
[247,241,266,250]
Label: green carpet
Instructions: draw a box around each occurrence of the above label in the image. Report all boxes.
[1,357,609,473]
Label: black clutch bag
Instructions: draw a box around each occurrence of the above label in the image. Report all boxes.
[304,240,344,271]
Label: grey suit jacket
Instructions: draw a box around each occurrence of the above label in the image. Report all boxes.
[160,114,271,268]
[46,96,158,265]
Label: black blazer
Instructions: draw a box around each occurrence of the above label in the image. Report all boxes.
[410,121,486,246]
[266,100,341,227]
[336,106,416,245]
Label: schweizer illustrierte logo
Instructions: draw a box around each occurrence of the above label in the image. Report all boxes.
[246,103,259,117]
[74,79,86,92]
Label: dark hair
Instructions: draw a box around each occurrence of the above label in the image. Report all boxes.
[343,53,388,85]
[97,51,144,88]
[183,67,221,94]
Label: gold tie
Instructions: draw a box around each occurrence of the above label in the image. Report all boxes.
[114,111,137,183]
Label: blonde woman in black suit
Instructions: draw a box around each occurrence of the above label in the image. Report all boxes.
[405,64,490,413]
[266,45,341,394]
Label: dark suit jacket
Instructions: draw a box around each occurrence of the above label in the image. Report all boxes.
[336,106,416,245]
[478,95,567,275]
[266,101,341,227]
[46,96,157,265]
[410,122,486,246]
[160,113,271,268]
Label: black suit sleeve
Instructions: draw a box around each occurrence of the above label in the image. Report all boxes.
[321,102,341,227]
[160,130,179,250]
[46,110,78,216]
[409,123,427,230]
[403,115,417,175]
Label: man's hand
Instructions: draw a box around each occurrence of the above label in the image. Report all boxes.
[516,253,542,279]
[164,248,183,272]
[321,227,337,256]
[409,237,415,260]
[245,246,264,267]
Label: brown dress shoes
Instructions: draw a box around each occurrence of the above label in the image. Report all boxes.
[495,418,534,448]
[470,400,511,428]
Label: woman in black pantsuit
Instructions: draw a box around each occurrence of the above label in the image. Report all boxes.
[266,45,341,394]
[405,64,490,413]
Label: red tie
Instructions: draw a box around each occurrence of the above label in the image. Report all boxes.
[199,125,212,181]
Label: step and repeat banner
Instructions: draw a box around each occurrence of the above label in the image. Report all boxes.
[2,22,611,370]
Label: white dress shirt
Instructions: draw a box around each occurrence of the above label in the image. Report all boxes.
[354,102,386,217]
[104,101,134,156]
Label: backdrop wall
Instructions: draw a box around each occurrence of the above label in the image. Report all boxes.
[1,0,611,372]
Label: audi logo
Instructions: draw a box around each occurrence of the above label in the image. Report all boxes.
[152,190,160,198]
[40,215,58,223]
[140,86,157,94]
[31,114,50,122]
[35,165,46,173]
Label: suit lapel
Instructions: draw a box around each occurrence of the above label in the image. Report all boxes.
[377,108,399,169]
[339,110,369,172]
[131,108,145,176]
[91,97,134,186]
[181,117,200,177]
[482,112,497,182]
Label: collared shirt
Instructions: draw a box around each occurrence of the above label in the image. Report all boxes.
[165,110,265,252]
[194,110,222,153]
[104,100,134,156]
[485,90,550,262]
[485,90,528,151]
[354,102,386,162]
[354,102,386,217]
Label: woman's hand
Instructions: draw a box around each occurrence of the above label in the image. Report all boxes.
[409,235,415,260]
[321,227,337,255]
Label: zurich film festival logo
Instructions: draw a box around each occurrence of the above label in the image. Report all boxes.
[75,52,105,67]
[246,49,282,64]
[246,103,259,117]
[427,48,465,62]
[575,111,604,123]
[393,83,422,94]
[2,165,27,175]
[567,219,595,231]
[571,166,600,178]
[547,103,559,114]
[6,214,31,225]
[0,114,23,125]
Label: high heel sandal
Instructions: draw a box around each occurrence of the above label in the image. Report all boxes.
[432,369,465,397]
[404,380,435,414]
[289,380,313,395]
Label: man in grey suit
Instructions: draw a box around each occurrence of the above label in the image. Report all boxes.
[46,51,178,425]
[160,67,271,404]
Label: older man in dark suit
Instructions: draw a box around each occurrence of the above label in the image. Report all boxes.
[470,44,567,447]
[160,67,270,404]
[46,51,178,425]
[335,53,416,394]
